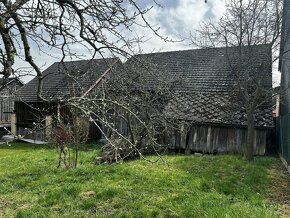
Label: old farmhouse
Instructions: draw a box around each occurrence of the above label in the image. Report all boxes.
[14,58,121,140]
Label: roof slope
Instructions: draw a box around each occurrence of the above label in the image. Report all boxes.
[126,44,273,128]
[164,92,273,128]
[0,77,23,94]
[0,77,23,88]
[126,44,272,93]
[16,58,120,102]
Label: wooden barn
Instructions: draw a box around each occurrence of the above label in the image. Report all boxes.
[128,44,273,155]
[14,45,273,155]
[14,58,121,141]
[163,92,272,155]
[0,78,23,127]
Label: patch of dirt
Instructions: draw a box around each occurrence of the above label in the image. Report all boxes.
[267,161,290,217]
[279,205,290,218]
[0,197,16,217]
[0,197,32,216]
[0,197,15,209]
[80,190,96,197]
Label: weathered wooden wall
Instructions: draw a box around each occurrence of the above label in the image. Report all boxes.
[15,102,102,141]
[279,0,290,166]
[0,81,23,124]
[0,97,14,123]
[15,102,47,140]
[166,124,267,155]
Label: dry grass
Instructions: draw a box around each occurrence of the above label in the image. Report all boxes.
[268,162,290,217]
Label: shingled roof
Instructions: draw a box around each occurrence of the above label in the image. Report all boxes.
[16,58,120,102]
[127,44,273,128]
[164,92,273,128]
[126,44,272,93]
[0,77,23,91]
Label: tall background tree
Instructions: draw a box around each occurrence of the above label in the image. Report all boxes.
[193,0,283,160]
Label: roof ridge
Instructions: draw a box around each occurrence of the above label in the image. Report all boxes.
[132,43,271,57]
[52,57,119,65]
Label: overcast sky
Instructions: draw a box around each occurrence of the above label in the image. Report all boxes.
[126,0,226,54]
[16,0,280,86]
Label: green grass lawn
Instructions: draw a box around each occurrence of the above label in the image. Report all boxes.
[0,143,289,218]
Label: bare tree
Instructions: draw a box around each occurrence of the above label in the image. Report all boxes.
[64,58,178,164]
[0,0,170,100]
[192,0,283,160]
[0,0,179,165]
[2,0,215,165]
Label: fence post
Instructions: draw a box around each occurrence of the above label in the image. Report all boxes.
[180,123,187,150]
[45,115,52,141]
[10,113,17,135]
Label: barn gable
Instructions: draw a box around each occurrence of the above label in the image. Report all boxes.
[13,58,120,140]
[16,58,121,102]
[0,78,23,125]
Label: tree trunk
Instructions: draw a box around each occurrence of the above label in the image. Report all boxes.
[127,115,135,145]
[74,144,78,168]
[245,106,255,160]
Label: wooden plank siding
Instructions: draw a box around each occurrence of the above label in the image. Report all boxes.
[0,79,23,125]
[167,124,267,155]
[15,101,102,141]
[15,102,53,141]
[0,96,14,124]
